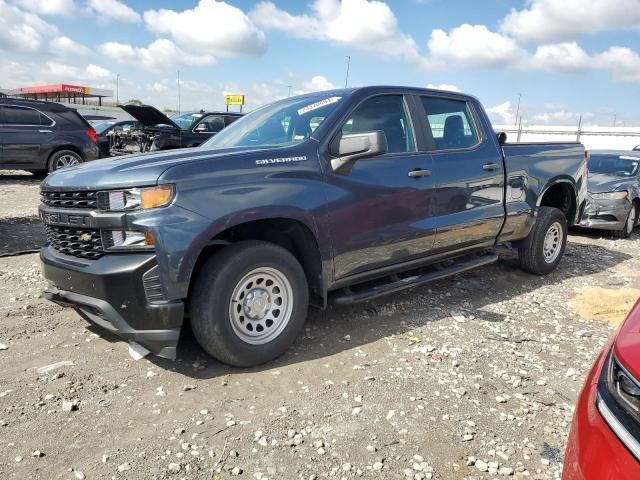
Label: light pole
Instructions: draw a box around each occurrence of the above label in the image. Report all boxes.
[287,85,292,97]
[345,55,351,88]
[514,93,521,126]
[115,73,120,105]
[177,70,181,114]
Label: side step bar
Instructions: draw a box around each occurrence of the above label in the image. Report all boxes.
[331,253,498,305]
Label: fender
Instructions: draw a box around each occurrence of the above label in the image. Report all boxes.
[176,205,333,303]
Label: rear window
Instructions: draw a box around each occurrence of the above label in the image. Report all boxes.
[54,109,91,129]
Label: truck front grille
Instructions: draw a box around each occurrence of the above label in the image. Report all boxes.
[41,190,98,209]
[45,225,104,259]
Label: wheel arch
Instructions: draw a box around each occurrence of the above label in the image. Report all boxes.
[186,214,329,308]
[537,178,579,225]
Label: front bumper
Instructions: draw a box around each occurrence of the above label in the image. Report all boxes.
[41,246,184,358]
[578,196,630,230]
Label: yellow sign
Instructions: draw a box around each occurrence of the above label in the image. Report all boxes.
[225,94,245,106]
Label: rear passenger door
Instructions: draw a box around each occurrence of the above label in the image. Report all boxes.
[0,105,52,167]
[418,95,505,253]
[325,94,437,279]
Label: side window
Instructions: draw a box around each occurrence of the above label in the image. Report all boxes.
[341,95,415,154]
[39,112,54,126]
[196,115,225,133]
[3,106,43,126]
[420,97,480,150]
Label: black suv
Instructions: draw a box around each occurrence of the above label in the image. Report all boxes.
[0,98,99,173]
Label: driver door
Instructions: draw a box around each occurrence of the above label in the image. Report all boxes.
[324,94,437,280]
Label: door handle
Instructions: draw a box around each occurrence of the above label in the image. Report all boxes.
[483,162,498,171]
[408,168,431,178]
[39,130,52,133]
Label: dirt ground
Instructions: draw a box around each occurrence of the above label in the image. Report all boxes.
[0,170,637,480]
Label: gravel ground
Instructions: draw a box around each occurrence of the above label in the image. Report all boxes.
[1,171,638,480]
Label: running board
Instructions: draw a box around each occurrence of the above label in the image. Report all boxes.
[331,253,498,305]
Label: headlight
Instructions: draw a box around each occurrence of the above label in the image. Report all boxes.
[103,230,155,251]
[97,185,174,211]
[591,191,628,200]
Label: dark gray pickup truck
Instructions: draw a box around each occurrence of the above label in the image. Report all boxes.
[39,86,587,367]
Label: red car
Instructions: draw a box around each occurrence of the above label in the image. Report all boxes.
[563,298,640,479]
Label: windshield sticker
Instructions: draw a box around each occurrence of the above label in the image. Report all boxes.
[256,155,307,166]
[297,97,341,116]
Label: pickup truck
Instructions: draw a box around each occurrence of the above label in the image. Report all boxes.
[39,86,587,367]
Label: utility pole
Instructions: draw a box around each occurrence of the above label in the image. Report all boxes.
[287,85,292,97]
[177,70,181,114]
[514,93,521,126]
[345,55,351,88]
[613,114,617,127]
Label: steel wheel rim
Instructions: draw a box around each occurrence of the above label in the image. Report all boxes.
[55,154,80,170]
[229,267,294,345]
[543,221,563,263]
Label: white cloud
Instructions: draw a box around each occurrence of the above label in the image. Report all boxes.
[87,0,140,23]
[144,0,266,57]
[50,35,89,56]
[0,60,112,88]
[531,42,591,72]
[0,0,58,53]
[426,24,524,68]
[14,0,77,16]
[251,0,420,61]
[303,75,338,92]
[99,39,215,72]
[501,0,640,44]
[426,83,460,92]
[595,47,640,83]
[485,101,515,125]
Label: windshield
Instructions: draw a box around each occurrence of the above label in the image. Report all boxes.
[589,155,640,177]
[93,121,114,134]
[202,93,345,149]
[170,112,204,130]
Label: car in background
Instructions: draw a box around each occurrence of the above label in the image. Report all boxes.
[633,144,639,151]
[563,299,640,479]
[0,98,99,173]
[93,120,142,158]
[118,104,243,152]
[579,150,640,237]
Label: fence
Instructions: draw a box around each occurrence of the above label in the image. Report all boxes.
[494,124,640,151]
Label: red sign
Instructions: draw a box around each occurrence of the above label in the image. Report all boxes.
[19,84,90,95]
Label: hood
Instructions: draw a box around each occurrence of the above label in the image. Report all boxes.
[588,172,634,194]
[41,146,268,191]
[119,104,179,129]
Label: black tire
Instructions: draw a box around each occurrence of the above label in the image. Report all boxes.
[518,206,568,275]
[48,150,83,173]
[614,203,637,239]
[189,241,309,367]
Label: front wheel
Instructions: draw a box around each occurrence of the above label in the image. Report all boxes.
[518,206,568,275]
[190,241,309,367]
[614,203,637,239]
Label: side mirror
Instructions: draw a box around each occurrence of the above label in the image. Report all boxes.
[330,131,388,173]
[497,131,507,145]
[195,123,208,132]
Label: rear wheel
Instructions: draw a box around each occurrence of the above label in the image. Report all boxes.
[614,203,637,239]
[518,206,568,275]
[190,241,308,367]
[48,150,83,173]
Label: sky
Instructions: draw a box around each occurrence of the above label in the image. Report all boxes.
[1,0,640,126]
